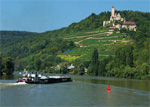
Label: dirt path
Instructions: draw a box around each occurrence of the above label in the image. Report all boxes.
[75,36,118,44]
[64,32,108,39]
[59,54,114,57]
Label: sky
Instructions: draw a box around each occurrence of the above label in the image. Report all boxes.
[0,0,150,33]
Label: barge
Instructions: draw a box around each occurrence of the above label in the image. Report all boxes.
[17,72,72,84]
[26,75,72,84]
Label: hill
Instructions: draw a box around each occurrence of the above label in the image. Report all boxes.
[0,10,149,79]
[0,31,38,45]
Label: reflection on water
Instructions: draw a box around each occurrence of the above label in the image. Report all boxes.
[107,90,110,105]
[0,73,150,106]
[73,78,150,91]
[0,73,20,80]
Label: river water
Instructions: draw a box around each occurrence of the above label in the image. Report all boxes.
[0,73,150,106]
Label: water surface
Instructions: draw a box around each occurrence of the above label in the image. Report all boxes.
[0,73,149,106]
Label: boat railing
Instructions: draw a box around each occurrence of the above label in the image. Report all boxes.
[48,76,68,78]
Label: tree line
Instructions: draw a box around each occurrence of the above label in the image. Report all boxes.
[87,46,149,80]
[0,55,14,76]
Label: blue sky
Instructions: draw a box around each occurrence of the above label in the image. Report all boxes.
[0,0,149,32]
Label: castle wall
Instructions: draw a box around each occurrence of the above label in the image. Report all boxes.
[103,21,110,27]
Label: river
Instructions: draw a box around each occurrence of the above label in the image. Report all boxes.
[0,72,149,106]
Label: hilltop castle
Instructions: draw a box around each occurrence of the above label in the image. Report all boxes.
[103,6,137,31]
[103,6,124,27]
[110,6,124,21]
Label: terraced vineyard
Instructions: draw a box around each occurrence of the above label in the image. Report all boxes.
[59,28,127,61]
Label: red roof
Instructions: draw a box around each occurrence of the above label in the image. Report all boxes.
[112,6,114,8]
[109,28,114,30]
[123,21,136,25]
[109,27,115,29]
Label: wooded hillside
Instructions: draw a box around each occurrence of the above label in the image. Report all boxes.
[0,10,149,79]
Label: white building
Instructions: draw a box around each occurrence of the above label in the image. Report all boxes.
[68,64,75,70]
[122,21,137,31]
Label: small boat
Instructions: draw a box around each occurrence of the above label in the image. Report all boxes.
[16,78,26,84]
[16,71,28,84]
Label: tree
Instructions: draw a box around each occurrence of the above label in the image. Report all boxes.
[91,48,99,65]
[88,48,99,76]
[123,66,131,78]
[125,46,133,67]
[115,48,126,66]
[140,63,150,76]
[74,62,85,75]
[120,28,128,33]
[1,57,14,75]
[113,28,119,33]
[106,61,115,76]
[34,59,42,71]
[105,22,113,28]
[99,56,113,76]
[59,62,68,74]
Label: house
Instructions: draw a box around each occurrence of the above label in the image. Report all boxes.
[67,64,74,70]
[115,24,122,30]
[109,26,115,32]
[122,21,137,31]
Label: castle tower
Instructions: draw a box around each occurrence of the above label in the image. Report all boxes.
[111,6,115,17]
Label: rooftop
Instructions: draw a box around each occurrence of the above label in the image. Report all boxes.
[123,21,136,25]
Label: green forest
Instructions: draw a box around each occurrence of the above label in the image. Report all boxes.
[0,55,14,76]
[0,10,149,79]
